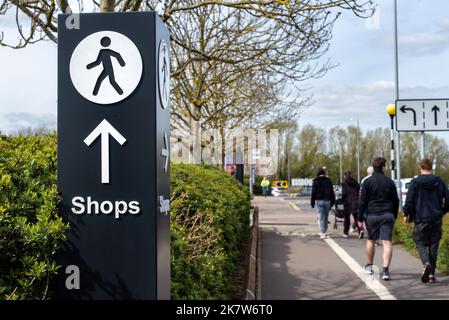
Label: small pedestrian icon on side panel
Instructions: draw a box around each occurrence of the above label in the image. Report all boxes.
[158,39,170,109]
[86,36,126,96]
[70,31,143,105]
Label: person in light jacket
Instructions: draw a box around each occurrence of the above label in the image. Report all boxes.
[261,177,270,197]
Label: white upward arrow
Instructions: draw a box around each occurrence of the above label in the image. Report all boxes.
[84,119,126,184]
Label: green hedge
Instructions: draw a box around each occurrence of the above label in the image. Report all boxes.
[1,135,250,299]
[171,164,250,299]
[0,135,68,300]
[394,213,449,274]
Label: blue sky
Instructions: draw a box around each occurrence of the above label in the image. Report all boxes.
[299,0,449,145]
[1,0,449,144]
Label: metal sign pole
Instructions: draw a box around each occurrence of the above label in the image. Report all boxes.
[357,118,360,183]
[394,0,402,208]
[420,131,425,159]
[389,115,395,180]
[339,145,343,184]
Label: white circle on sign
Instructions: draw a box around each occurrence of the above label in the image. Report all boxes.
[158,39,170,109]
[69,31,143,105]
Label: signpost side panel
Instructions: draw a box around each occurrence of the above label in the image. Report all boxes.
[155,15,171,300]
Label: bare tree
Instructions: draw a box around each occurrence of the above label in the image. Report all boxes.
[1,1,374,48]
[169,2,375,139]
[1,0,375,140]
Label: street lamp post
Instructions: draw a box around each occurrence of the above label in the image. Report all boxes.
[350,118,361,182]
[287,149,291,195]
[386,103,396,180]
[356,119,360,183]
[420,132,426,159]
[339,144,343,184]
[393,0,402,208]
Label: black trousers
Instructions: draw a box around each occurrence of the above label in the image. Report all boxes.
[344,211,361,235]
[413,220,443,275]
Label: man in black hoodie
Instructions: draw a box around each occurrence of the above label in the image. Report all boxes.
[358,157,399,281]
[403,158,449,284]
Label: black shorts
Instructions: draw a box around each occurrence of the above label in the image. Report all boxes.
[365,213,395,241]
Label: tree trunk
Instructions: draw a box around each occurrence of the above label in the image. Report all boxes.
[58,0,72,13]
[100,0,116,12]
[220,122,226,171]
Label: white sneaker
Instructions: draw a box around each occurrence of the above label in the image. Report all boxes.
[319,233,327,239]
[381,270,391,281]
[342,234,348,238]
[364,264,374,275]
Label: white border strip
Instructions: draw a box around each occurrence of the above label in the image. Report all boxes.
[324,237,397,300]
[288,202,300,211]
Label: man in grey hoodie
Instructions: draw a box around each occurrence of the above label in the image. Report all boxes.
[403,158,449,284]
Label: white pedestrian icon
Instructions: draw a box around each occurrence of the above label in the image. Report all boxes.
[158,39,170,109]
[70,31,143,105]
[86,36,126,96]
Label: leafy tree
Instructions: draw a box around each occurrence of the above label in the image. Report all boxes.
[361,127,390,173]
[400,132,421,178]
[275,124,449,185]
[296,124,326,179]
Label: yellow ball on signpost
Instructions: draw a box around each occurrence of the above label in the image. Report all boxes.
[386,103,396,117]
[386,103,396,181]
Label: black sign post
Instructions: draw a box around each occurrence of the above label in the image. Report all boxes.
[57,12,170,299]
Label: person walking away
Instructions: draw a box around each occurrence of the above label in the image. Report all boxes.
[403,158,449,284]
[361,166,374,185]
[357,166,374,239]
[311,167,336,239]
[358,157,399,280]
[261,177,270,197]
[342,171,360,238]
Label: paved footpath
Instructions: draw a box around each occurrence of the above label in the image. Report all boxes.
[253,196,449,300]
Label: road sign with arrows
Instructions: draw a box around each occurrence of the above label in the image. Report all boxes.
[396,99,449,132]
[57,12,170,300]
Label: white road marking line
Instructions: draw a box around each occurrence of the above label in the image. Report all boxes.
[288,202,300,211]
[324,237,397,300]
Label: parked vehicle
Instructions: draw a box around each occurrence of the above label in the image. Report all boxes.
[271,188,288,197]
[297,186,312,197]
[271,180,289,197]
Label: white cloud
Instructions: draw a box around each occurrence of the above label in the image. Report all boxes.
[301,80,449,131]
[0,40,56,134]
[399,33,449,56]
[354,80,395,92]
[378,15,449,57]
[2,112,56,132]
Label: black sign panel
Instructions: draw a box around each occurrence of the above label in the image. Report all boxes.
[57,12,170,300]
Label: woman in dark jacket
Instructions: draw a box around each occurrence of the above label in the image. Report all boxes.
[342,171,361,238]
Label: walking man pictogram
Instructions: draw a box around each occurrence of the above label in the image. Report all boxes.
[161,46,168,102]
[87,36,126,96]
